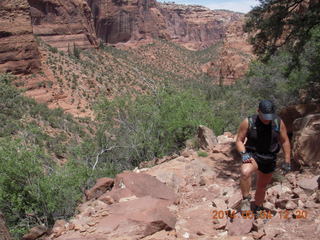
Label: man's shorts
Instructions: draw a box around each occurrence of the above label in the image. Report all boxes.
[251,152,277,174]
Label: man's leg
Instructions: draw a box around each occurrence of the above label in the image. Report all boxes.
[240,159,258,198]
[240,159,258,212]
[254,171,273,206]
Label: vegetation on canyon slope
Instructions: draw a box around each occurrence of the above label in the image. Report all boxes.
[1,1,320,238]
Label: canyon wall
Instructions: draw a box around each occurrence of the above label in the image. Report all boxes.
[0,0,252,83]
[0,0,41,74]
[28,0,98,51]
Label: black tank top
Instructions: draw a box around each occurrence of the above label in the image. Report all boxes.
[245,115,280,155]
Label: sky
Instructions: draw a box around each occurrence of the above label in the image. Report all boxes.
[157,0,260,13]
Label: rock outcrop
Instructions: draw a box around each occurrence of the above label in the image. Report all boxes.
[292,113,320,167]
[88,1,251,52]
[87,0,162,44]
[159,4,231,50]
[0,0,41,74]
[279,103,320,136]
[28,0,98,51]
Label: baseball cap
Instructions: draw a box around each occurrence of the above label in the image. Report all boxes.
[258,100,275,120]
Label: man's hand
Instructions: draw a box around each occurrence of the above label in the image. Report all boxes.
[281,162,291,174]
[241,152,252,163]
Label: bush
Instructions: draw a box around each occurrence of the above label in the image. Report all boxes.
[0,138,89,239]
[197,151,208,157]
[95,88,223,168]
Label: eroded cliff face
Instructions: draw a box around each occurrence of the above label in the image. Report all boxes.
[0,0,41,74]
[87,0,164,44]
[28,0,98,51]
[159,4,228,50]
[87,1,248,51]
[201,12,253,85]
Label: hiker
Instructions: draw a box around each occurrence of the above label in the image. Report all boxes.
[236,100,291,213]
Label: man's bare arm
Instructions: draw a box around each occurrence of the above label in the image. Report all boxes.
[279,119,291,164]
[236,118,249,153]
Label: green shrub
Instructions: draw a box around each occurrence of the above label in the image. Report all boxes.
[95,88,223,168]
[0,138,90,239]
[197,151,208,157]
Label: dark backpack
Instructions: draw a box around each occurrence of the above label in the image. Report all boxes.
[246,115,281,154]
[248,115,280,134]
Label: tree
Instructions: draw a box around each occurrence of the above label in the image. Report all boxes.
[245,0,320,60]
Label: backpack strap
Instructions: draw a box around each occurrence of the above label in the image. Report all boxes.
[272,116,280,133]
[248,115,257,131]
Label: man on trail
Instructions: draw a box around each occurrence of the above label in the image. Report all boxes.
[236,100,291,213]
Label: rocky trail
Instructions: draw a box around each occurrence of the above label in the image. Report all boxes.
[21,128,319,240]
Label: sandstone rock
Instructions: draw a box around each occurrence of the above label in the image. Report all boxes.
[176,203,220,238]
[54,196,176,240]
[275,199,289,209]
[98,194,115,205]
[292,187,304,197]
[292,114,320,167]
[29,0,98,52]
[285,201,297,210]
[85,177,114,200]
[198,125,217,149]
[252,218,265,232]
[211,143,235,157]
[298,199,305,208]
[0,0,41,74]
[305,200,319,208]
[212,199,227,210]
[22,225,47,240]
[264,226,286,239]
[285,173,297,187]
[114,172,178,203]
[51,220,67,238]
[263,201,275,211]
[91,1,249,53]
[279,104,320,135]
[252,230,265,240]
[146,158,188,193]
[297,175,320,191]
[180,149,193,158]
[217,135,234,144]
[227,191,242,209]
[226,213,254,236]
[267,184,292,197]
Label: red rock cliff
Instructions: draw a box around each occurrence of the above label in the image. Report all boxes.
[28,0,98,51]
[87,1,249,51]
[0,0,41,74]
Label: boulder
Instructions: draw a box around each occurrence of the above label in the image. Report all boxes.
[297,175,320,191]
[292,113,320,167]
[99,187,133,204]
[279,104,320,135]
[85,177,114,200]
[22,225,47,240]
[114,172,178,203]
[54,196,176,240]
[226,213,254,236]
[227,191,242,209]
[197,125,218,149]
